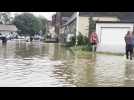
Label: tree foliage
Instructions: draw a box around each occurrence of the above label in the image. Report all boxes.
[0,12,12,24]
[13,13,42,36]
[38,16,48,35]
[67,33,89,46]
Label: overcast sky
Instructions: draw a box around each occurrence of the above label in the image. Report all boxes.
[11,12,56,20]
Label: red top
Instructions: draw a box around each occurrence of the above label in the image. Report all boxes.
[90,32,99,44]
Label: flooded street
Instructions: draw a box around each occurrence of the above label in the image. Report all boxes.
[0,40,134,87]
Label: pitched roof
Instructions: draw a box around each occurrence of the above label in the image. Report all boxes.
[0,25,18,32]
[79,12,134,22]
[60,12,74,17]
[79,12,116,17]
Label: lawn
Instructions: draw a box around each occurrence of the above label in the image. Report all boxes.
[70,46,124,59]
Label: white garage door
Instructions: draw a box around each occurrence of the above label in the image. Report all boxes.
[98,27,131,53]
[101,27,130,45]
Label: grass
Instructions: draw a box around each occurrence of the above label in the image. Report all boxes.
[69,46,93,58]
[97,52,124,56]
[70,46,124,58]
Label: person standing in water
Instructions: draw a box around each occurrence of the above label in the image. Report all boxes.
[132,31,134,57]
[2,36,7,45]
[30,36,33,42]
[90,31,99,53]
[125,31,133,60]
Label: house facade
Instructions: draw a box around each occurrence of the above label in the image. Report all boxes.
[52,12,75,42]
[47,21,56,39]
[79,16,120,37]
[58,12,120,43]
[60,12,77,42]
[78,12,134,54]
[0,24,18,38]
[53,12,134,54]
[96,22,134,53]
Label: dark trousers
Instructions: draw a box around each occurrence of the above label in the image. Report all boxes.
[91,43,97,52]
[126,44,133,60]
[2,37,7,44]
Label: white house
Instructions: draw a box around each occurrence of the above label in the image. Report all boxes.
[78,12,134,54]
[57,12,134,54]
[78,16,120,37]
[0,24,18,38]
[60,12,120,43]
[96,22,134,54]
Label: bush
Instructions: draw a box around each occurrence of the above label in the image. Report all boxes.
[76,33,89,46]
[66,33,90,46]
[66,36,76,47]
[66,33,92,51]
[81,44,92,51]
[82,35,89,45]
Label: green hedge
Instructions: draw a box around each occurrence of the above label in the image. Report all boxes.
[66,33,92,51]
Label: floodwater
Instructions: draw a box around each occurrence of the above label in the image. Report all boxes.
[0,40,134,87]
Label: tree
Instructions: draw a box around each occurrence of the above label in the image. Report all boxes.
[0,12,13,24]
[13,13,41,36]
[38,16,48,35]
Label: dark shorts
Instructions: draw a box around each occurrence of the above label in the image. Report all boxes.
[133,44,134,48]
[91,43,97,45]
[126,44,133,51]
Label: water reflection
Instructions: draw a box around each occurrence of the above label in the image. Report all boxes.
[71,54,96,87]
[0,40,134,86]
[124,61,134,87]
[15,42,42,58]
[51,44,74,61]
[1,43,7,59]
[94,54,126,87]
[0,41,76,87]
[55,53,97,87]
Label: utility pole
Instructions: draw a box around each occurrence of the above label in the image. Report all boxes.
[75,12,79,47]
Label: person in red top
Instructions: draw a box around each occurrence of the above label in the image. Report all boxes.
[89,31,99,52]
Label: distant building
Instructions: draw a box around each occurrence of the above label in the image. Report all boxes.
[52,14,56,26]
[47,21,56,39]
[52,12,75,42]
[61,12,77,42]
[0,24,18,38]
[0,24,17,32]
[52,12,74,33]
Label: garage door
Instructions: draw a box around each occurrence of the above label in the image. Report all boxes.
[101,27,130,45]
[98,27,131,53]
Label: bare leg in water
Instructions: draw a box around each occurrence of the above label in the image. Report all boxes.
[92,45,97,56]
[130,49,133,60]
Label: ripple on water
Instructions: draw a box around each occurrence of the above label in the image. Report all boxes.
[1,41,134,87]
